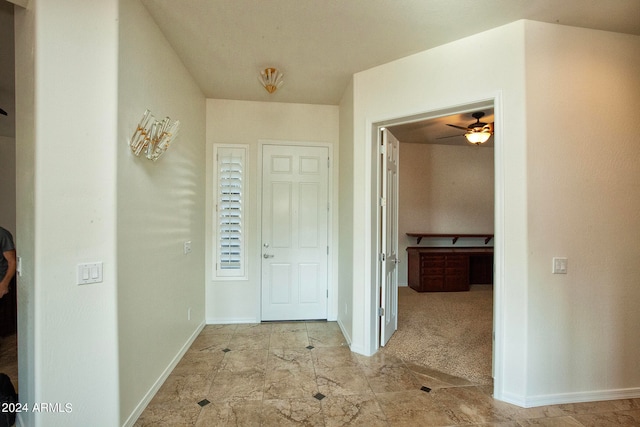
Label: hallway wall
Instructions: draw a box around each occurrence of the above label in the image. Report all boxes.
[117,1,206,424]
[338,78,355,344]
[346,18,640,407]
[523,21,640,404]
[349,20,528,394]
[15,1,120,425]
[205,99,339,324]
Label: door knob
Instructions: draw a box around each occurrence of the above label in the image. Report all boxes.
[263,254,274,259]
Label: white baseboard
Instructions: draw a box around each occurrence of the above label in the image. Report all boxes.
[122,321,205,427]
[336,318,351,347]
[348,343,375,356]
[206,316,337,324]
[496,387,640,408]
[206,317,259,324]
[333,319,376,357]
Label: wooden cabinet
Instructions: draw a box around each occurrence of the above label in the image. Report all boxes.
[407,247,493,292]
[469,253,494,285]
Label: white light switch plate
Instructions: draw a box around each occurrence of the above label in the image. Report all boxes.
[77,262,103,285]
[552,257,568,274]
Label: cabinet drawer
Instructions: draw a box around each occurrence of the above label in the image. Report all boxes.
[421,256,445,267]
[445,256,466,268]
[423,267,444,275]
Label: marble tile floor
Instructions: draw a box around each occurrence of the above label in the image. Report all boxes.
[135,322,640,426]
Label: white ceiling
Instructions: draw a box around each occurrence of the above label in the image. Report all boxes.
[1,0,640,139]
[140,0,640,105]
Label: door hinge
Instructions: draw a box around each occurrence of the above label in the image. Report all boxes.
[377,307,385,317]
[380,197,386,207]
[379,143,386,154]
[379,253,386,262]
[327,246,329,255]
[327,157,330,168]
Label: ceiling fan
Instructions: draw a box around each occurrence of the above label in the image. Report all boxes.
[443,111,494,145]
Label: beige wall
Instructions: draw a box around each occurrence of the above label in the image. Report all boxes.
[15,1,206,425]
[15,1,120,425]
[348,19,640,407]
[398,142,494,285]
[524,21,640,404]
[338,77,355,343]
[205,99,339,324]
[117,1,207,424]
[350,21,528,381]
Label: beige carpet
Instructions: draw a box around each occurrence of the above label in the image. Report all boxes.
[383,285,493,385]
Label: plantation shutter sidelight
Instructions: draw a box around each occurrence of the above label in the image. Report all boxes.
[215,146,247,278]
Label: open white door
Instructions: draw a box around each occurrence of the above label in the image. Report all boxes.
[261,144,329,321]
[380,128,399,346]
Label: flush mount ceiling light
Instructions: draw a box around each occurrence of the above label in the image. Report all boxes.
[446,112,494,145]
[258,67,283,94]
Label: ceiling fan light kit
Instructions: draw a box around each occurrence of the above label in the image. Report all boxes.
[446,111,494,145]
[258,67,283,94]
[465,128,492,145]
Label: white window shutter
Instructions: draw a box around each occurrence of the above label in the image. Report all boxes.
[215,145,247,278]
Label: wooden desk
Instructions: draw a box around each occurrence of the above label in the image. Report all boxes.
[407,247,493,292]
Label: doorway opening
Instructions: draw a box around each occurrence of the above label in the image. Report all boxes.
[371,99,501,386]
[0,0,18,400]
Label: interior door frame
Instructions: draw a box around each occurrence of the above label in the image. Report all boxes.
[258,139,336,321]
[379,128,399,346]
[370,97,502,386]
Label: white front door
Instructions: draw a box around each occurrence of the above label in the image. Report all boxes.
[261,144,329,321]
[380,128,399,346]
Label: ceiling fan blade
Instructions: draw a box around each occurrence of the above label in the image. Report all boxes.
[0,108,7,116]
[446,124,470,131]
[436,133,465,140]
